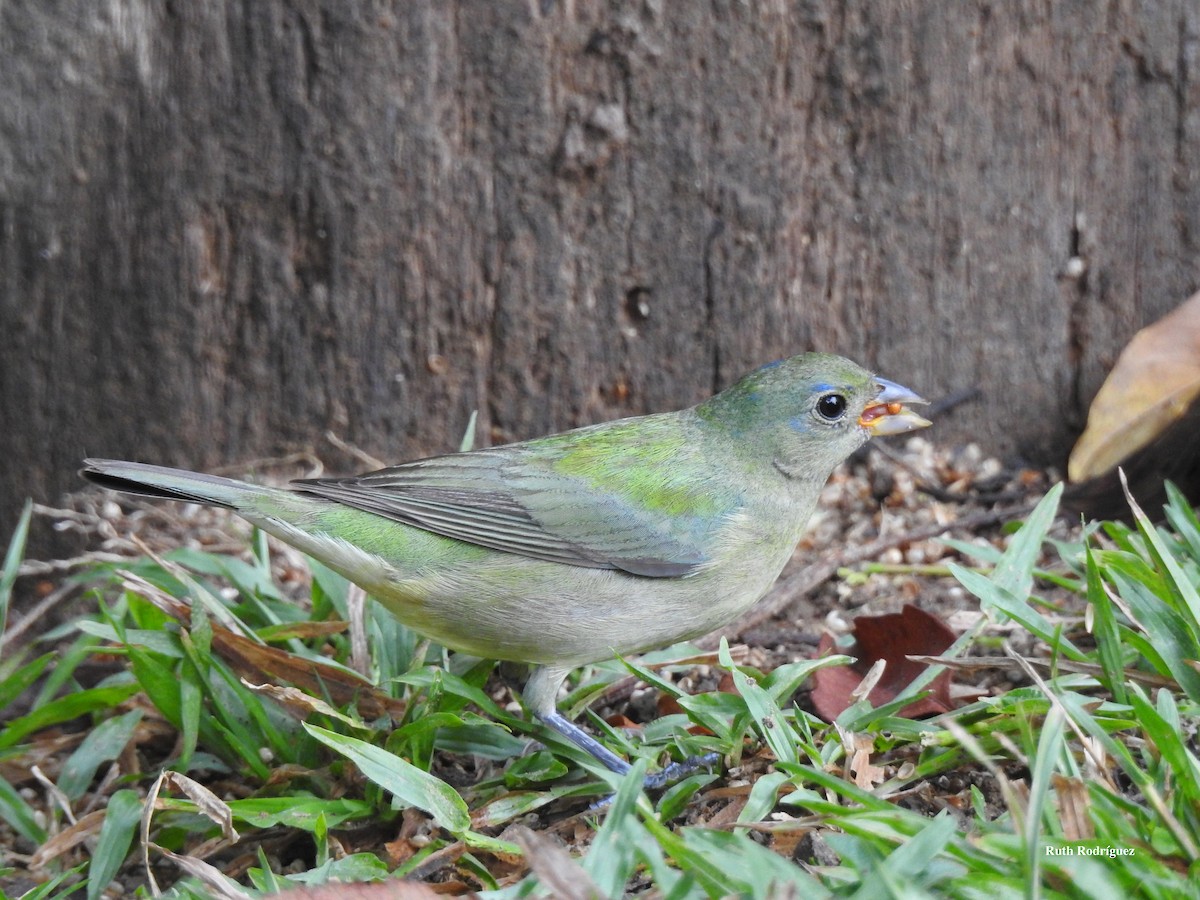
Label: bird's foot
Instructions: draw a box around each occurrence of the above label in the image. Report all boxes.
[538,710,721,791]
[640,751,722,790]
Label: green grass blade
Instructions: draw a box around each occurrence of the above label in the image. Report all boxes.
[11,864,87,900]
[304,723,470,833]
[87,789,142,900]
[75,620,183,656]
[127,643,184,728]
[458,410,479,452]
[681,828,825,896]
[1122,474,1200,639]
[0,684,140,749]
[1129,686,1200,812]
[32,633,99,711]
[208,658,301,767]
[639,813,745,898]
[738,770,790,824]
[1162,482,1200,563]
[154,794,377,831]
[0,652,54,714]
[1024,702,1066,891]
[831,811,962,894]
[1085,542,1127,705]
[950,564,1086,661]
[993,483,1062,598]
[721,641,799,765]
[1055,691,1200,860]
[176,628,206,772]
[882,810,960,880]
[776,761,899,814]
[0,500,32,651]
[0,770,47,844]
[58,709,144,801]
[582,760,647,897]
[1109,569,1200,701]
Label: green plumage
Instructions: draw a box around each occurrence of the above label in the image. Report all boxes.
[82,352,929,774]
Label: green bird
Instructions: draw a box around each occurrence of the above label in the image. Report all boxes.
[82,353,929,783]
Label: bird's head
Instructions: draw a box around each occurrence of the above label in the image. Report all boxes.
[696,353,931,483]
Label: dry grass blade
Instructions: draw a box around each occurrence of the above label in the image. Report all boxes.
[119,565,407,719]
[27,809,106,869]
[157,771,239,841]
[1052,773,1095,841]
[147,843,254,900]
[348,582,371,676]
[906,654,1180,690]
[511,824,605,900]
[210,624,407,720]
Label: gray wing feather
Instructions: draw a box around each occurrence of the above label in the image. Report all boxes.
[291,449,710,577]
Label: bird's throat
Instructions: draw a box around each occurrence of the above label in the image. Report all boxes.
[772,456,823,483]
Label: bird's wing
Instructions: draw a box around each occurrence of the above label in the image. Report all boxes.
[291,417,739,577]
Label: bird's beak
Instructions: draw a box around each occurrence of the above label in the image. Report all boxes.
[859,378,932,436]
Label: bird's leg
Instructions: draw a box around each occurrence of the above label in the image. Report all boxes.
[523,665,632,767]
[523,665,721,789]
[537,708,632,775]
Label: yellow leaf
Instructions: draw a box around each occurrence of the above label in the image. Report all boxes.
[1069,291,1200,481]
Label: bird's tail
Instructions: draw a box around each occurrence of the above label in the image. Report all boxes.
[80,458,274,510]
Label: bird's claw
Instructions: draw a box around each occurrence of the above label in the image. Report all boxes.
[640,751,722,791]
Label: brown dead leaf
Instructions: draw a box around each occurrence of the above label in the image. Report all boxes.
[657,693,685,716]
[838,728,887,789]
[0,731,87,786]
[697,793,748,828]
[210,625,408,720]
[241,680,355,722]
[810,604,956,721]
[384,808,435,867]
[1052,773,1095,841]
[117,565,405,719]
[510,825,603,900]
[156,770,239,841]
[259,620,352,641]
[149,843,255,899]
[28,809,107,869]
[1069,291,1200,481]
[604,713,639,729]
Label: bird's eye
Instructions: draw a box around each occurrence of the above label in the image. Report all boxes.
[816,393,848,421]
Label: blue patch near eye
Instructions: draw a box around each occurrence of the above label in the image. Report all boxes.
[811,382,835,394]
[788,415,811,432]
